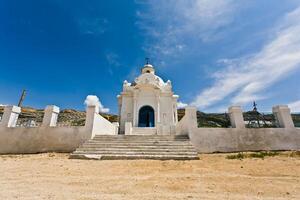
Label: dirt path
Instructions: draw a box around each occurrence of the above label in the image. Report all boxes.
[0,153,299,200]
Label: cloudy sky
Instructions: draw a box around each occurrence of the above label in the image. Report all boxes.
[0,0,300,113]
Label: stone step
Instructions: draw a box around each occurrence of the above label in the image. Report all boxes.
[90,140,189,143]
[80,144,193,149]
[89,138,189,142]
[79,145,194,149]
[69,154,198,160]
[75,148,196,152]
[77,146,195,150]
[82,143,192,147]
[71,135,198,160]
[93,135,189,139]
[84,141,191,144]
[87,138,189,141]
[73,151,198,156]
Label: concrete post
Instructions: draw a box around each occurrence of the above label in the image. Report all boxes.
[42,105,60,127]
[85,105,98,130]
[228,106,245,128]
[0,106,21,127]
[125,122,132,135]
[272,105,295,128]
[112,122,119,135]
[185,106,198,129]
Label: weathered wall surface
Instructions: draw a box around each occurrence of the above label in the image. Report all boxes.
[189,127,300,153]
[0,97,118,154]
[175,107,198,136]
[1,100,299,154]
[177,105,300,153]
[92,113,118,135]
[0,126,89,154]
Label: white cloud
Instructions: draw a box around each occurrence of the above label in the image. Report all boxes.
[192,6,300,109]
[288,100,300,112]
[137,0,238,58]
[177,101,188,109]
[84,95,110,113]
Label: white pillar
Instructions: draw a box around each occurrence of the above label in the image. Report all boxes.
[185,106,198,129]
[272,105,295,128]
[85,105,98,130]
[133,96,137,127]
[0,106,21,127]
[42,105,60,127]
[174,103,178,123]
[228,106,245,128]
[117,95,122,131]
[156,96,160,123]
[125,122,132,135]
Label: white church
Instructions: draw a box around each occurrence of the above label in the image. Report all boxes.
[0,60,298,160]
[117,62,179,135]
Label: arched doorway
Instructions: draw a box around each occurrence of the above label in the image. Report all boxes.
[138,106,155,127]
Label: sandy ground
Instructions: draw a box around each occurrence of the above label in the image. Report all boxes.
[0,153,299,200]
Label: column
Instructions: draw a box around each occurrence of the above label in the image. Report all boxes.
[156,95,160,123]
[228,106,245,128]
[85,105,98,130]
[272,105,295,128]
[125,122,132,135]
[133,94,137,127]
[185,106,197,129]
[42,105,60,127]
[0,105,21,127]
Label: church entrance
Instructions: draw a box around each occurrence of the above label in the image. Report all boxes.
[138,106,155,127]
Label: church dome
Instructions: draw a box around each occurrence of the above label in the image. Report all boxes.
[135,71,168,89]
[122,61,172,92]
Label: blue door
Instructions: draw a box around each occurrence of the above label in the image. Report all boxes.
[138,106,155,127]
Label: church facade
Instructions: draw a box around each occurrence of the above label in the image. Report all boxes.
[117,63,179,135]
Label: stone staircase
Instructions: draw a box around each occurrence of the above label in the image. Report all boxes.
[70,135,199,160]
[131,127,157,135]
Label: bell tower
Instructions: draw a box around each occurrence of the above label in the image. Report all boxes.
[141,58,155,74]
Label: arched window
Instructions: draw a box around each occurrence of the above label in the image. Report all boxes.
[138,106,155,127]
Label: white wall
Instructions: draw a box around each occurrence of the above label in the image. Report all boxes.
[92,113,118,136]
[0,126,89,154]
[0,99,117,154]
[176,106,300,153]
[189,127,300,153]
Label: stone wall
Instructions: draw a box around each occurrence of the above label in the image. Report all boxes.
[0,126,88,154]
[177,105,300,153]
[189,127,300,153]
[0,96,118,154]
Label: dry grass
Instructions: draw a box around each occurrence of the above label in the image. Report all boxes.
[226,151,300,160]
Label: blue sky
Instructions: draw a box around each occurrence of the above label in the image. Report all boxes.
[0,0,300,113]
